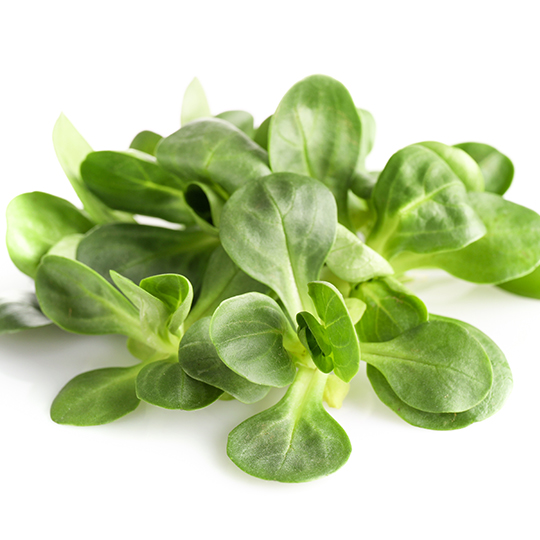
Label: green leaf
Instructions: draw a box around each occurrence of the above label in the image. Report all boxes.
[368,315,513,429]
[183,181,224,233]
[129,130,163,156]
[52,114,135,224]
[220,173,337,319]
[455,142,514,195]
[215,110,255,138]
[185,246,267,327]
[296,311,333,373]
[35,255,140,338]
[404,192,540,283]
[210,293,296,387]
[181,77,211,125]
[325,224,394,284]
[366,144,486,259]
[156,118,271,196]
[307,281,360,382]
[362,320,493,413]
[47,234,84,259]
[417,141,484,192]
[77,223,218,290]
[323,374,350,409]
[268,75,361,226]
[51,366,140,426]
[136,360,222,410]
[0,293,50,334]
[6,192,93,278]
[498,265,540,299]
[80,150,194,224]
[253,115,272,150]
[227,367,351,482]
[351,276,428,343]
[179,318,270,403]
[355,108,376,171]
[139,274,193,333]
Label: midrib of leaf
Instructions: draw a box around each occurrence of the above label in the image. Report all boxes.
[293,106,316,179]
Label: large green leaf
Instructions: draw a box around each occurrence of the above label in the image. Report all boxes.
[35,255,140,338]
[227,367,351,482]
[179,318,270,403]
[80,150,194,224]
[351,277,428,343]
[220,173,337,318]
[268,75,361,226]
[362,320,492,413]
[77,223,218,289]
[51,366,140,426]
[52,114,134,224]
[401,192,540,283]
[156,118,270,196]
[325,224,393,284]
[210,293,296,387]
[181,77,211,126]
[136,360,222,410]
[0,293,51,334]
[455,142,514,195]
[366,144,486,259]
[6,192,93,278]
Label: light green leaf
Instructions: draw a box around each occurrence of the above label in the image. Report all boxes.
[210,293,296,388]
[47,234,84,259]
[215,110,255,138]
[129,130,163,156]
[227,367,351,482]
[498,265,540,299]
[179,318,270,403]
[6,192,93,278]
[181,77,211,125]
[51,366,140,426]
[253,115,272,150]
[268,75,361,226]
[326,224,394,284]
[220,173,337,319]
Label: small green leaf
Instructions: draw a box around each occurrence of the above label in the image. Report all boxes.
[296,311,333,373]
[210,293,296,388]
[157,118,270,196]
[498,265,540,299]
[323,374,350,409]
[362,320,493,413]
[220,173,337,319]
[52,114,134,224]
[253,115,272,150]
[307,281,360,382]
[47,234,84,259]
[215,110,255,138]
[184,182,224,233]
[129,130,163,156]
[455,142,514,195]
[179,318,270,403]
[36,256,140,338]
[269,75,361,227]
[136,360,222,410]
[6,192,93,278]
[181,77,211,125]
[51,366,140,426]
[326,224,393,284]
[227,367,351,483]
[0,293,50,335]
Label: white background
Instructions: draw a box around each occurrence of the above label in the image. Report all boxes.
[1,1,539,539]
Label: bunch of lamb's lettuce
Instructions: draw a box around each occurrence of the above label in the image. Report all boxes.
[4,74,533,482]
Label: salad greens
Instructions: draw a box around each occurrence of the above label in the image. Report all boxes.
[5,73,533,482]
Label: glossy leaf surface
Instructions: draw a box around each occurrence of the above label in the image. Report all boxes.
[220,173,337,318]
[51,366,140,426]
[362,320,492,413]
[6,192,93,278]
[81,150,194,224]
[455,142,514,195]
[227,367,351,483]
[179,318,270,403]
[157,118,270,196]
[211,293,296,387]
[269,75,361,225]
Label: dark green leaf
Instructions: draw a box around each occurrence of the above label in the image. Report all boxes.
[51,366,140,426]
[268,75,361,226]
[210,293,296,387]
[227,367,351,482]
[296,311,333,373]
[455,142,514,195]
[179,318,270,403]
[184,181,224,233]
[220,173,337,319]
[129,130,163,156]
[0,293,50,334]
[6,192,93,278]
